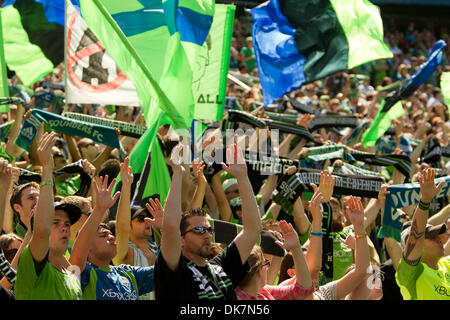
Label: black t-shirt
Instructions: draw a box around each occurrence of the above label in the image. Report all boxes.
[380,259,403,300]
[154,241,250,300]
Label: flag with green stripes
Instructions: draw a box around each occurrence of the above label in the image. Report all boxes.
[79,0,214,130]
[251,0,393,105]
[1,4,54,87]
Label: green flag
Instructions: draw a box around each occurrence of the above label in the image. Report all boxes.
[440,72,450,115]
[193,4,235,121]
[361,100,404,148]
[1,5,53,87]
[252,0,393,105]
[114,110,171,206]
[79,0,214,130]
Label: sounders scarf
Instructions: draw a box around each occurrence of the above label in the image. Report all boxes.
[65,112,147,139]
[15,109,125,155]
[302,145,411,179]
[223,109,319,144]
[272,168,384,214]
[379,175,450,242]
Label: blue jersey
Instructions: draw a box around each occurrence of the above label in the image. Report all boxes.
[80,262,154,300]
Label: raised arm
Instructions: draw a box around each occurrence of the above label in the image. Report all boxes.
[211,169,232,222]
[335,196,370,300]
[160,144,185,272]
[5,103,26,158]
[28,132,57,263]
[403,168,444,266]
[222,144,262,264]
[276,220,313,291]
[112,157,134,266]
[188,159,207,210]
[0,158,13,234]
[305,189,324,279]
[69,175,120,272]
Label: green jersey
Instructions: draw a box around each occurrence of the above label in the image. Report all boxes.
[396,256,450,300]
[15,246,82,300]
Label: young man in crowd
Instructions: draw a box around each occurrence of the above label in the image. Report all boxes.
[154,143,262,300]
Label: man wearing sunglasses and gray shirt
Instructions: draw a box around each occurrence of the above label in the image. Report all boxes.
[154,143,262,300]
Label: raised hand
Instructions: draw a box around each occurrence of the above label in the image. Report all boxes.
[346,196,365,231]
[119,157,134,186]
[37,132,58,169]
[92,175,120,212]
[309,189,324,222]
[169,143,185,174]
[192,158,206,184]
[0,157,13,187]
[419,168,445,203]
[377,184,390,211]
[275,220,301,251]
[296,113,314,128]
[82,159,96,176]
[221,143,247,179]
[310,170,335,203]
[145,198,165,230]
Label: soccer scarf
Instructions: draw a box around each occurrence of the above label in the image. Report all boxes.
[0,249,16,285]
[204,148,300,194]
[272,168,384,214]
[16,160,92,197]
[65,112,147,139]
[263,111,358,131]
[223,109,319,144]
[379,175,450,242]
[15,109,125,156]
[302,144,411,179]
[332,162,383,179]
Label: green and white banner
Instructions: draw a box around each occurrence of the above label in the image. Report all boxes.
[193,4,235,122]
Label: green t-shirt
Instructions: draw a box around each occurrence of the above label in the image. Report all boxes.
[240,46,257,71]
[396,256,450,300]
[15,245,82,300]
[332,228,354,281]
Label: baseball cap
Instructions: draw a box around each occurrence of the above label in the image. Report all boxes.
[54,202,82,225]
[130,205,149,220]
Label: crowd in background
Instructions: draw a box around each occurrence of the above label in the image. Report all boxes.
[0,9,449,302]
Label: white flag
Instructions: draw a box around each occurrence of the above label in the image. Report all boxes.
[65,0,139,106]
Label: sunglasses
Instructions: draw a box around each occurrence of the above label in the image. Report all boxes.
[181,225,214,236]
[135,214,149,223]
[3,248,18,261]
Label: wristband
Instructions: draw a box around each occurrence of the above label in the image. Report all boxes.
[310,231,323,237]
[355,233,366,239]
[39,180,53,188]
[418,200,430,211]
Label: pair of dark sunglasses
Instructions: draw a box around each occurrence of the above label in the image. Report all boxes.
[181,225,214,236]
[135,214,149,222]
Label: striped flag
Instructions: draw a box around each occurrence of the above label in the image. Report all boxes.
[251,0,393,105]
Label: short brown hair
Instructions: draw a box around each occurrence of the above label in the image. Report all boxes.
[180,208,209,235]
[0,233,22,251]
[10,182,39,216]
[239,245,265,287]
